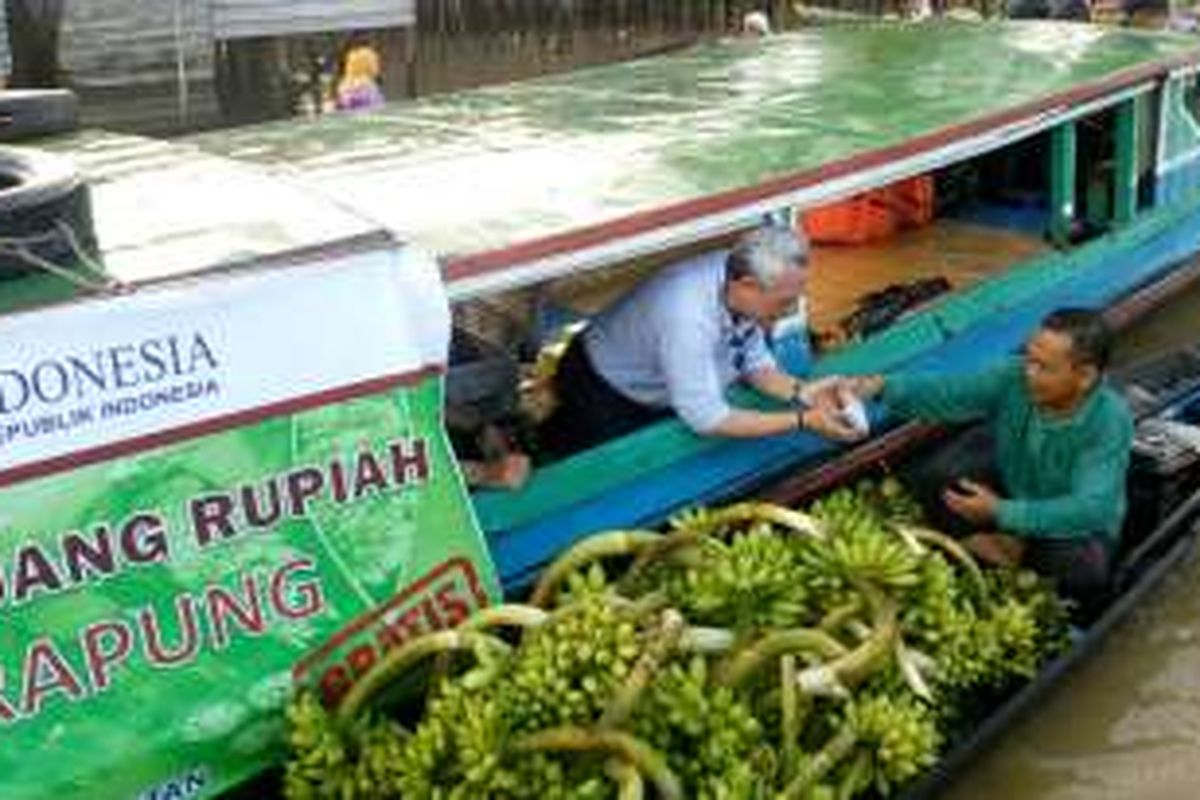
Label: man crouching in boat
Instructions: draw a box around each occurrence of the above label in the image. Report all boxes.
[539,226,862,457]
[847,308,1133,613]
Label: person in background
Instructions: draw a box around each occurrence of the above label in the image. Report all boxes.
[844,308,1133,613]
[335,43,385,113]
[446,402,532,491]
[540,226,862,459]
[741,10,773,36]
[445,328,532,491]
[1006,0,1091,20]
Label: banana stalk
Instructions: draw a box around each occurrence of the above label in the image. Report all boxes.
[819,598,865,636]
[513,727,683,800]
[337,630,511,723]
[679,626,737,654]
[778,724,859,799]
[626,503,825,581]
[896,524,989,604]
[895,638,935,702]
[606,758,645,800]
[601,610,685,728]
[717,628,848,687]
[797,584,897,692]
[836,751,872,800]
[461,604,550,631]
[780,655,805,781]
[530,530,665,607]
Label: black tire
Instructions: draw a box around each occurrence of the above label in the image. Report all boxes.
[0,146,99,281]
[0,89,80,143]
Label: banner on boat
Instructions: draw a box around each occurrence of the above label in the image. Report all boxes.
[0,246,499,799]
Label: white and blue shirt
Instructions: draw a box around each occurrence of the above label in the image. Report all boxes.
[583,251,779,433]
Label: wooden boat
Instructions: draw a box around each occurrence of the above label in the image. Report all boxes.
[191,20,1200,591]
[756,340,1200,799]
[12,22,1200,592]
[14,22,1200,797]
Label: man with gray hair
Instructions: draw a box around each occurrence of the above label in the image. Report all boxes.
[540,226,859,458]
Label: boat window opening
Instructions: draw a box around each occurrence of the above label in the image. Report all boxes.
[445,102,1167,476]
[448,231,746,472]
[1074,107,1120,242]
[1138,89,1162,213]
[1183,73,1200,129]
[803,134,1056,356]
[450,133,1073,471]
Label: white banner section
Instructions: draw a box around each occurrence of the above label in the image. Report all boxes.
[0,245,449,476]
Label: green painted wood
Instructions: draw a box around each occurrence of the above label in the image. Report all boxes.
[1115,97,1139,224]
[185,22,1200,269]
[0,274,83,316]
[1050,122,1078,247]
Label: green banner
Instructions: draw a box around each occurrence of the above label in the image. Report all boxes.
[0,378,499,800]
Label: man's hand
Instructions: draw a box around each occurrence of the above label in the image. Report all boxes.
[962,532,1025,566]
[467,454,532,490]
[801,406,865,442]
[837,374,885,401]
[943,478,1000,525]
[796,376,845,412]
[799,376,871,438]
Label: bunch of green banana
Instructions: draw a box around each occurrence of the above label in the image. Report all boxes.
[282,479,1071,800]
[632,656,769,797]
[658,527,812,632]
[500,592,644,733]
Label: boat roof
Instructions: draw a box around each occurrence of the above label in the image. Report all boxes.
[11,21,1199,308]
[0,128,384,316]
[181,21,1200,298]
[36,130,382,282]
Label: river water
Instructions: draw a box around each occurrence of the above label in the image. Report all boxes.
[944,280,1200,800]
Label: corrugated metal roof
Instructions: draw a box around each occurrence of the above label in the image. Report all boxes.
[0,0,11,77]
[212,0,415,40]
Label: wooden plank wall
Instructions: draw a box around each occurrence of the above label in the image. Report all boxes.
[0,1,10,80]
[58,0,218,133]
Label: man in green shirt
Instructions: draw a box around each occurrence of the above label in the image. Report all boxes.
[849,308,1133,609]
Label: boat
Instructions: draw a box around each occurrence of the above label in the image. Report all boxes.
[178,21,1200,589]
[10,22,1200,591]
[256,339,1200,800]
[752,339,1200,799]
[7,20,1200,796]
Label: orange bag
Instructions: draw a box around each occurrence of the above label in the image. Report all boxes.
[802,176,934,245]
[887,176,935,228]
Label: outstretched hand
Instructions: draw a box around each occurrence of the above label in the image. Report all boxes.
[797,376,845,413]
[801,377,871,440]
[802,405,867,442]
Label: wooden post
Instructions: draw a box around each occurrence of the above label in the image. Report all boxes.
[1049,122,1077,247]
[1114,96,1140,225]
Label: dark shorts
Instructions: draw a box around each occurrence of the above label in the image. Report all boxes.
[538,337,670,460]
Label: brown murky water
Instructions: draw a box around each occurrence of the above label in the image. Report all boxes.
[943,280,1200,800]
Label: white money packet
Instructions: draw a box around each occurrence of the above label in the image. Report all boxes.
[837,391,871,439]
